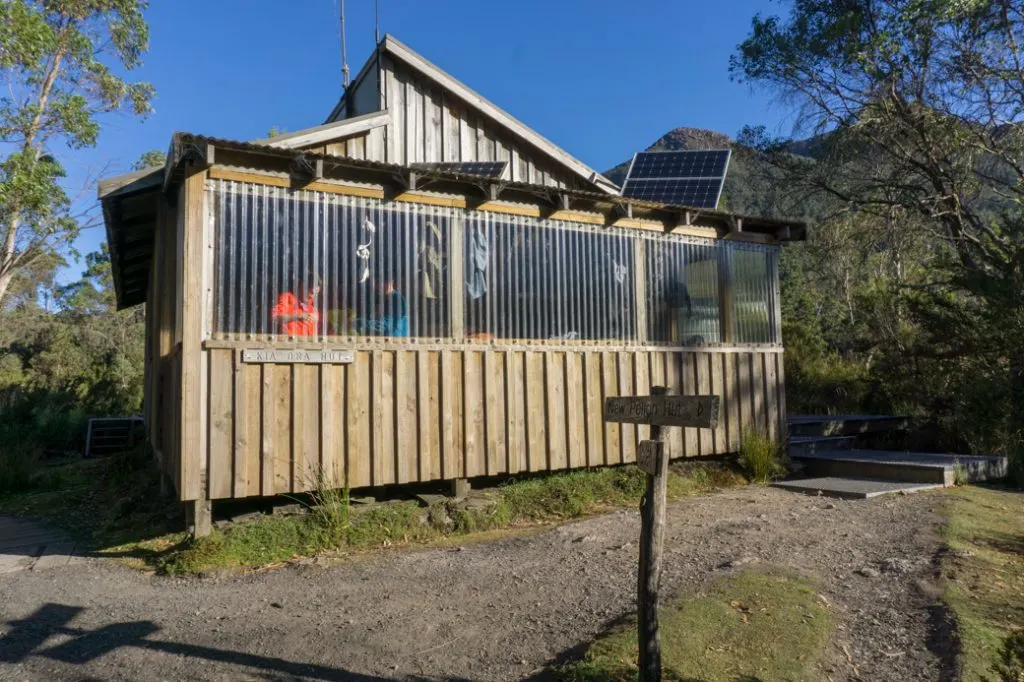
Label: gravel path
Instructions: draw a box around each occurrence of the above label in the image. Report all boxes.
[0,486,950,682]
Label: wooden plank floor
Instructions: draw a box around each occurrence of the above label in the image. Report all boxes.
[0,517,81,574]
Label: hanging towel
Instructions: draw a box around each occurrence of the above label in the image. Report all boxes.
[466,224,489,300]
[418,220,443,299]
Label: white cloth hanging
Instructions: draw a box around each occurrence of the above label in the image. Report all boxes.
[357,216,376,283]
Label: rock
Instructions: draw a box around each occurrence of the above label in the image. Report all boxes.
[272,503,307,516]
[720,556,757,569]
[856,566,880,578]
[428,506,451,527]
[825,503,838,510]
[461,495,498,513]
[572,535,596,544]
[416,493,449,507]
[229,511,264,524]
[881,557,913,574]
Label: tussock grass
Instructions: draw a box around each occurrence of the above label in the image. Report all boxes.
[942,486,1024,682]
[558,571,833,681]
[738,430,787,483]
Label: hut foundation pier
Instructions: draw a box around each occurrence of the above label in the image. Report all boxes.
[186,499,212,538]
[450,478,470,499]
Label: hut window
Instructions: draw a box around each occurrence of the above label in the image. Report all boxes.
[212,182,450,340]
[645,236,722,345]
[463,214,637,341]
[731,245,779,344]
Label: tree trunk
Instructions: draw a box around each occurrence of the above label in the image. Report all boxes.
[0,270,13,310]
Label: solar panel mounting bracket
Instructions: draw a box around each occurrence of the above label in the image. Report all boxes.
[290,154,324,186]
[468,180,506,209]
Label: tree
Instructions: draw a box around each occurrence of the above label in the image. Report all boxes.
[0,0,154,308]
[731,0,1024,277]
[732,0,1024,464]
[132,148,165,171]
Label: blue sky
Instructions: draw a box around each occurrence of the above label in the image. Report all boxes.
[65,0,794,280]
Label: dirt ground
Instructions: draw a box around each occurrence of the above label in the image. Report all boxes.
[0,486,951,682]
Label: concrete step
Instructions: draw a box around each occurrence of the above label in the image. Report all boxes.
[787,415,908,438]
[791,449,1008,486]
[771,477,944,500]
[788,435,856,457]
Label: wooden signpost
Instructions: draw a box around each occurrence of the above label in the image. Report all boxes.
[604,386,720,682]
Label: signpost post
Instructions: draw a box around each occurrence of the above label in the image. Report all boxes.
[604,386,719,682]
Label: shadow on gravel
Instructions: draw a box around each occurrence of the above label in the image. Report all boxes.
[1,602,469,682]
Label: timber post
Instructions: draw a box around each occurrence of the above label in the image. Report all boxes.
[637,385,668,682]
[604,387,720,682]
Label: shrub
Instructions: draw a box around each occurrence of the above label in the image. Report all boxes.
[738,429,787,483]
[0,441,39,494]
[990,629,1024,682]
[1009,446,1024,490]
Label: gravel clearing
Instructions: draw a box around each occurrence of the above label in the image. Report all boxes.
[0,485,950,681]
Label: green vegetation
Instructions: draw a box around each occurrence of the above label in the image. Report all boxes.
[155,463,744,575]
[728,0,1024,476]
[1,1,153,476]
[0,444,178,550]
[941,486,1024,682]
[559,571,833,682]
[0,453,744,576]
[0,0,153,308]
[738,429,787,483]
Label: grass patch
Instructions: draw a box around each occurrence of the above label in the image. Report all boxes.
[941,485,1024,682]
[738,430,787,483]
[155,462,744,576]
[559,571,833,682]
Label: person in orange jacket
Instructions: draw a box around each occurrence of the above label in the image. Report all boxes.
[272,274,321,336]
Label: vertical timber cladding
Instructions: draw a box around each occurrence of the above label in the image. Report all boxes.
[203,346,787,500]
[379,55,575,188]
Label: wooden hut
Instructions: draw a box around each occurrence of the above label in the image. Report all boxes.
[98,36,805,533]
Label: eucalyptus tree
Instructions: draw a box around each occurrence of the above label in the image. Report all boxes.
[732,0,1024,458]
[0,0,153,308]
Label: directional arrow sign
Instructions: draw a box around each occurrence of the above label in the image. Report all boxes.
[604,395,719,429]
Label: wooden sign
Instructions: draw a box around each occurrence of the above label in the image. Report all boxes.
[241,349,355,364]
[636,440,665,476]
[604,395,719,429]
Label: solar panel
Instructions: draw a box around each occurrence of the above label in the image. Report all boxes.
[621,150,731,208]
[411,161,508,178]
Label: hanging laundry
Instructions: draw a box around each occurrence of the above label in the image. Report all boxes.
[612,258,628,285]
[357,215,376,283]
[417,220,443,299]
[466,223,489,300]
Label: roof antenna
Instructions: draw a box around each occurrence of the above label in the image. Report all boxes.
[375,0,381,44]
[340,0,350,88]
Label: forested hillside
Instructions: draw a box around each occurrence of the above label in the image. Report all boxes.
[611,112,1024,467]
